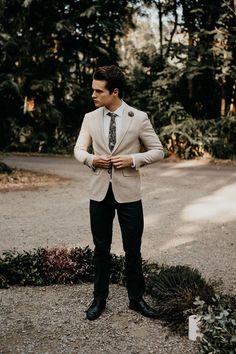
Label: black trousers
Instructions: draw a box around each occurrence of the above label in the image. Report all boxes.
[90,183,145,301]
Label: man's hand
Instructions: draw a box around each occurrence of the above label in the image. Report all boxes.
[110,155,133,169]
[92,155,111,169]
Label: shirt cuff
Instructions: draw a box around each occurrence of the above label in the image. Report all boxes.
[131,155,136,168]
[84,156,96,170]
[91,164,97,172]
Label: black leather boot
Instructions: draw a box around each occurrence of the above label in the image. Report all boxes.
[86,298,106,320]
[129,298,159,319]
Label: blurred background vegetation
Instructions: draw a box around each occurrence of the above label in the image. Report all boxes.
[0,0,235,159]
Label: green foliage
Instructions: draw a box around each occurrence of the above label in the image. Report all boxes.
[145,265,215,332]
[38,247,83,285]
[156,100,197,158]
[0,274,9,289]
[70,246,94,283]
[0,0,138,152]
[159,113,205,159]
[127,58,234,159]
[0,247,159,289]
[0,246,135,288]
[0,249,44,286]
[110,253,126,285]
[205,116,236,159]
[126,0,236,159]
[0,162,13,174]
[142,261,161,289]
[195,296,236,353]
[0,0,235,158]
[8,113,77,154]
[159,114,236,159]
[0,246,95,287]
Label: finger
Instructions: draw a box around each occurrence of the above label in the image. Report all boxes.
[114,162,122,168]
[100,160,109,165]
[102,161,110,167]
[111,156,120,161]
[111,158,121,164]
[112,161,120,166]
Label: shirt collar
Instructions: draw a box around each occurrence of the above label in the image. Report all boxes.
[104,100,125,118]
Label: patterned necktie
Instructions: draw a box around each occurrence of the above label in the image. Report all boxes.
[108,112,117,151]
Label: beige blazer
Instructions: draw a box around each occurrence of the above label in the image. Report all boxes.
[74,102,164,202]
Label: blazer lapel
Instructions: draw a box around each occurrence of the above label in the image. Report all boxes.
[96,108,110,153]
[112,104,133,154]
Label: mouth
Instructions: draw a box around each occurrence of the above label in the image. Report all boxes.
[93,100,101,106]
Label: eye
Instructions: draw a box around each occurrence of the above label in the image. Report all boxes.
[92,89,102,93]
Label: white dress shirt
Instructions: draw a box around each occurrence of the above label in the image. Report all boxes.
[103,101,125,144]
[103,101,135,167]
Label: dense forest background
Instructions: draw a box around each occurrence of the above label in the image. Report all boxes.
[0,0,236,159]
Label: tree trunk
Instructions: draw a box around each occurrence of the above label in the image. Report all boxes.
[166,0,178,58]
[230,0,236,114]
[229,80,236,115]
[221,98,226,117]
[221,82,226,117]
[156,0,163,60]
[188,32,193,99]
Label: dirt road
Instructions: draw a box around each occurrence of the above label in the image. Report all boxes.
[1,154,236,295]
[1,154,236,354]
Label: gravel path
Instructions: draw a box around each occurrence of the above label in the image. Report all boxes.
[0,284,197,354]
[0,154,236,353]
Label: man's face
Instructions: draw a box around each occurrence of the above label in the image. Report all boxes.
[91,79,116,108]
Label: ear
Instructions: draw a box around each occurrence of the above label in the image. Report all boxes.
[113,88,119,96]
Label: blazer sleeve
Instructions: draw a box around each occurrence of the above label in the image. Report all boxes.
[132,114,164,169]
[74,114,95,168]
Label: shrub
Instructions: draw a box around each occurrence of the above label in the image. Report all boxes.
[0,162,13,174]
[0,247,162,290]
[160,116,205,159]
[159,114,236,159]
[142,261,161,289]
[0,246,95,287]
[0,249,43,286]
[0,274,9,288]
[110,254,126,285]
[145,265,215,332]
[38,247,81,285]
[195,295,236,353]
[205,116,236,159]
[70,246,94,283]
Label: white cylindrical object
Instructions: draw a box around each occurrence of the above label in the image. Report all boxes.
[188,315,202,341]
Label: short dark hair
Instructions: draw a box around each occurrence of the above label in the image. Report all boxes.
[93,65,125,98]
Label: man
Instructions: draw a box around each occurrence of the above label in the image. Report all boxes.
[74,65,164,321]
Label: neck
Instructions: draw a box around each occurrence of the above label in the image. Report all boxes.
[106,99,122,112]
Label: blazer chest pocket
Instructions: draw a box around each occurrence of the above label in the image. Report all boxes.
[122,168,139,177]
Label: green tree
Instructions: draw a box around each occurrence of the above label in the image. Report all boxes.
[125,0,236,158]
[0,0,138,152]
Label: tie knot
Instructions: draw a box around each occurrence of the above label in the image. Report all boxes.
[108,112,117,119]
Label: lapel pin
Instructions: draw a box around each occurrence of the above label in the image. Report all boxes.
[128,111,134,117]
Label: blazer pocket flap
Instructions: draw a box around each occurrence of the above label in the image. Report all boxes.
[122,168,139,177]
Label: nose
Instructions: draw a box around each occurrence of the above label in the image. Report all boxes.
[92,91,96,98]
